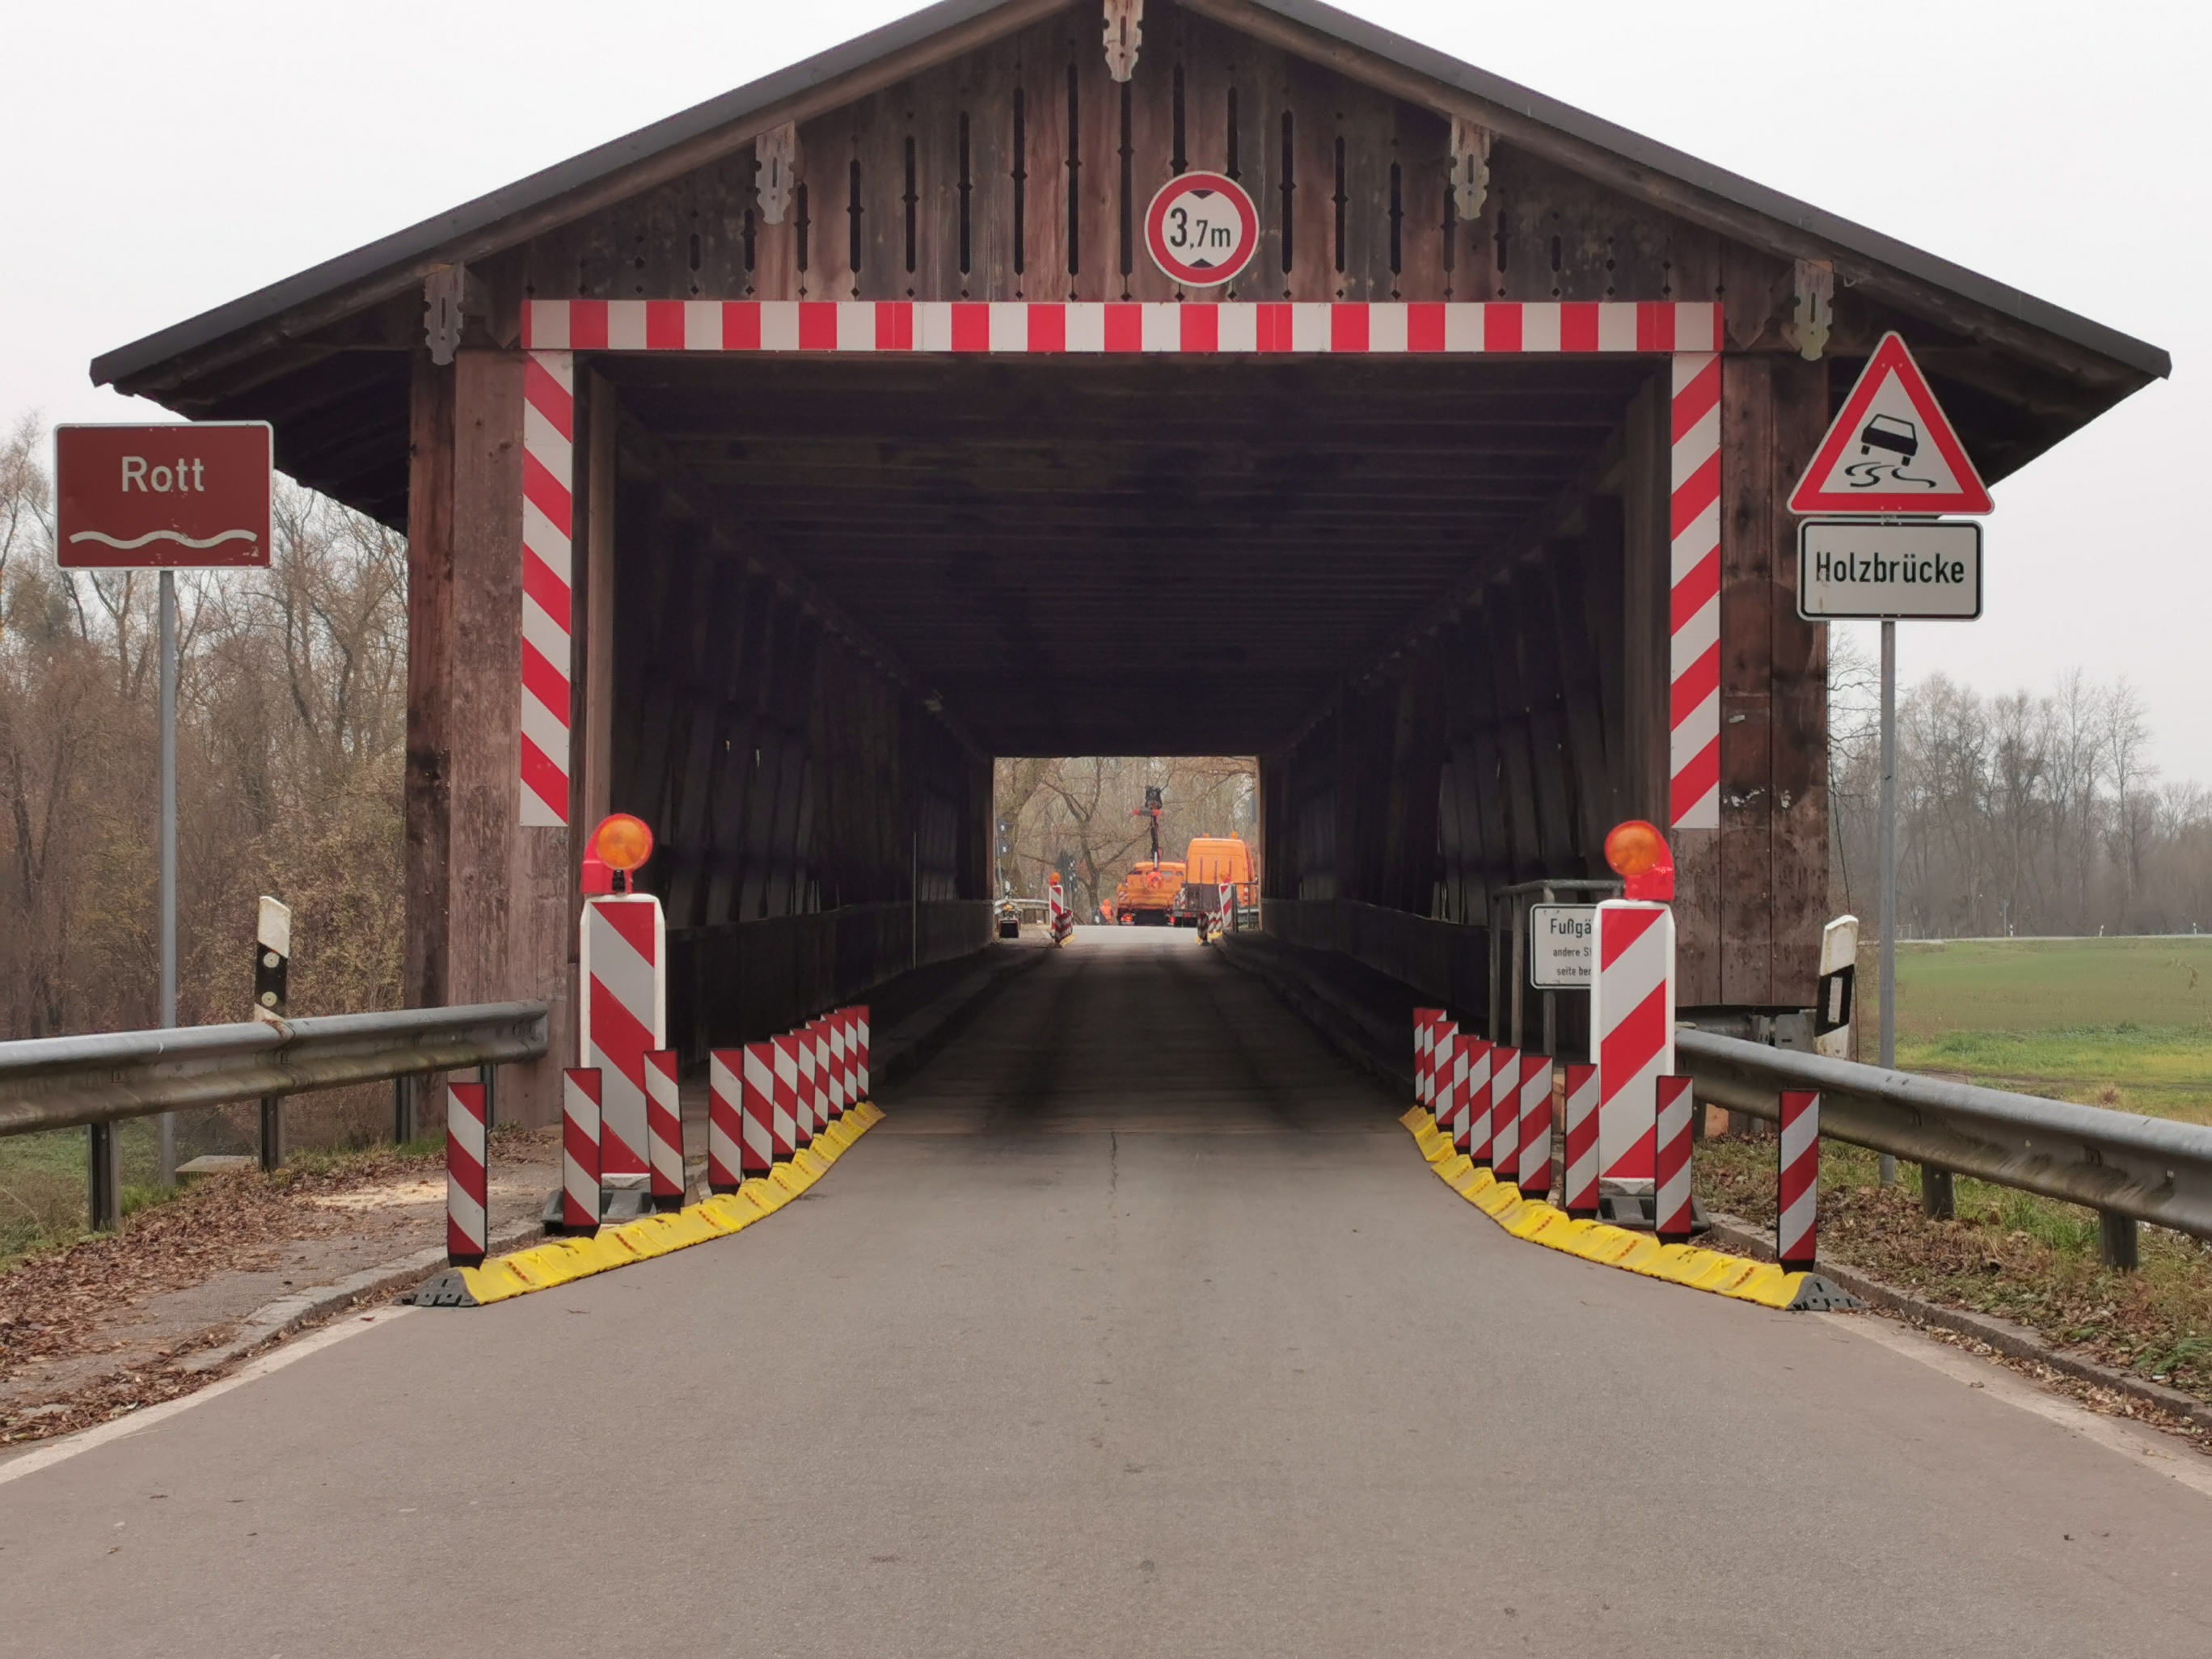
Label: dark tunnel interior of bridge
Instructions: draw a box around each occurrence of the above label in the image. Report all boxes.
[593,349,1665,1062]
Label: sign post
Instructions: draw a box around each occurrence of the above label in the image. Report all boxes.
[1788,336,1990,1190]
[55,423,272,1209]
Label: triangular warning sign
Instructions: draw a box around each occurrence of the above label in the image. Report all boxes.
[1790,332,1993,516]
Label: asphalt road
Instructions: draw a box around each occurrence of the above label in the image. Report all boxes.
[3,928,2210,1656]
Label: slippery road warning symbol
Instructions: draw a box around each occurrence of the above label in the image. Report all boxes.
[1789,332,1994,516]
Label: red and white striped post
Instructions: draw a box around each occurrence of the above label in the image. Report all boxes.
[580,892,665,1193]
[645,1049,684,1211]
[796,1026,823,1141]
[1488,1045,1521,1184]
[1518,1054,1555,1201]
[1460,1036,1496,1164]
[1778,1089,1821,1272]
[746,1040,787,1167]
[560,1068,601,1232]
[1654,1075,1695,1243]
[1218,880,1235,931]
[775,1033,808,1150]
[1561,1063,1601,1218]
[707,1050,745,1193]
[1594,901,1674,1193]
[1413,1008,1444,1112]
[1432,1032,1463,1144]
[854,1005,872,1102]
[813,1019,838,1122]
[446,1079,488,1268]
[826,1016,850,1121]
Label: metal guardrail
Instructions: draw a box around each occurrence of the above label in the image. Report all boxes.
[1678,1028,2212,1242]
[0,1003,549,1140]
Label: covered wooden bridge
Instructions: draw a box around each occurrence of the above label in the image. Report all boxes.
[91,0,2166,1120]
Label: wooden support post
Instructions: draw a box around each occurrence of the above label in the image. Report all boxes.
[405,348,572,1125]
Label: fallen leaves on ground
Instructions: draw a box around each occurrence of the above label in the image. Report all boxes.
[1697,1134,2212,1405]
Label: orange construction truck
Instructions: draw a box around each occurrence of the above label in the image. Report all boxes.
[1173,837,1257,925]
[1114,860,1186,925]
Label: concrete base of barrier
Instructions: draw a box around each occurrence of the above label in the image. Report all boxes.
[407,1100,887,1308]
[1401,1107,1862,1313]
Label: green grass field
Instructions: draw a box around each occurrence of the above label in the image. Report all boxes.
[1885,937,2212,1123]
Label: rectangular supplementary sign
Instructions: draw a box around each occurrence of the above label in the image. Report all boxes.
[1529,904,1597,989]
[54,423,272,569]
[1796,519,1982,620]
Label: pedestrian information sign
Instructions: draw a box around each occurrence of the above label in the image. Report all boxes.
[1528,904,1596,989]
[1797,519,1982,620]
[1788,333,1993,517]
[1144,171,1258,288]
[54,422,272,568]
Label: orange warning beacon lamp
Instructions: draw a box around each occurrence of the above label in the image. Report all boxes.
[1603,819,1675,903]
[586,813,655,893]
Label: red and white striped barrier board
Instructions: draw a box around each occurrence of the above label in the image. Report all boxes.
[1433,1033,1463,1143]
[1561,1063,1601,1218]
[775,1033,808,1149]
[1654,1074,1695,1242]
[1518,1054,1555,1201]
[580,893,665,1185]
[813,1019,838,1122]
[1461,1036,1496,1164]
[1218,880,1235,928]
[1488,1045,1521,1184]
[796,1025,823,1140]
[522,298,1722,357]
[446,1079,488,1268]
[1670,352,1722,830]
[827,1015,850,1120]
[645,1049,684,1209]
[707,1050,745,1193]
[561,1067,601,1231]
[1413,1008,1446,1110]
[748,1040,787,1165]
[1594,899,1674,1190]
[853,1005,872,1101]
[520,350,572,827]
[1778,1089,1821,1271]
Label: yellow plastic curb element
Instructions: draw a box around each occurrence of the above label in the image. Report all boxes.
[1399,1108,1815,1311]
[453,1100,884,1305]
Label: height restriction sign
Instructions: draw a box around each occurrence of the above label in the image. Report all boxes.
[1144,171,1258,288]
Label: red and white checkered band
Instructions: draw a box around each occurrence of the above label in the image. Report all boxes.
[853,1006,872,1100]
[1670,351,1723,830]
[522,299,1721,357]
[520,350,573,828]
[1595,901,1675,1187]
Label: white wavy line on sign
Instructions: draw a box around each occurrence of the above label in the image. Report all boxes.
[66,529,260,551]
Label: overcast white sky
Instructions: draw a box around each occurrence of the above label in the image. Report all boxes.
[4,2,2204,775]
